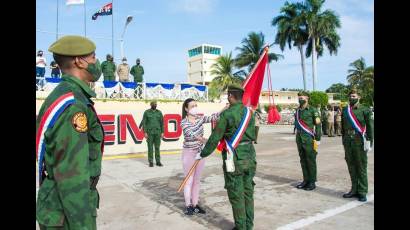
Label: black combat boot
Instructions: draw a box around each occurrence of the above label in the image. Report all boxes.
[342,191,358,198]
[296,181,307,189]
[303,182,316,191]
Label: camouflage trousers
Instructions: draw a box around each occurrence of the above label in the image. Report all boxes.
[296,135,317,183]
[343,135,368,195]
[223,158,257,230]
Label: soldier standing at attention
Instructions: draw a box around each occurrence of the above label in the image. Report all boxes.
[197,85,256,230]
[130,58,144,83]
[326,105,335,137]
[142,101,164,167]
[341,88,373,202]
[101,54,116,81]
[321,105,328,136]
[117,57,130,82]
[36,35,104,229]
[294,91,322,191]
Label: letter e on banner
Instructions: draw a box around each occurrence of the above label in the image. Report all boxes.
[98,114,115,145]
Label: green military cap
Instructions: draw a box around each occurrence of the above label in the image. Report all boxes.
[298,91,310,97]
[48,35,96,56]
[227,84,244,93]
[150,100,157,105]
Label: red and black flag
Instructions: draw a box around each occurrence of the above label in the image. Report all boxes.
[92,2,112,20]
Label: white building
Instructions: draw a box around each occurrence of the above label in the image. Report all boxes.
[259,90,341,105]
[187,44,222,85]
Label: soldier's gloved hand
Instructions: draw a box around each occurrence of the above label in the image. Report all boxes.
[195,152,202,160]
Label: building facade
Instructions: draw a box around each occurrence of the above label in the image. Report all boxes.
[187,44,222,85]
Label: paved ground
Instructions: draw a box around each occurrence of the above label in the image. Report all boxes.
[36,125,374,230]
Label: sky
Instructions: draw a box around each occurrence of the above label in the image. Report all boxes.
[36,0,374,91]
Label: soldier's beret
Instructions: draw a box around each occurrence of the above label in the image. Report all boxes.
[227,85,244,93]
[297,91,310,97]
[48,35,96,56]
[150,100,157,105]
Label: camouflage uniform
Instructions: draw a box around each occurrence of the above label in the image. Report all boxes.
[142,106,164,164]
[341,103,373,197]
[101,59,116,81]
[201,96,256,230]
[36,36,104,230]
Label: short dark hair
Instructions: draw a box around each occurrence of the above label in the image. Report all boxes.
[182,98,195,119]
[228,89,243,101]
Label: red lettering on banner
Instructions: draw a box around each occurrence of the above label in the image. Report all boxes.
[118,114,144,144]
[98,114,116,145]
[163,114,182,141]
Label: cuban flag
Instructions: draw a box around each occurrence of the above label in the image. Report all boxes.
[92,2,112,20]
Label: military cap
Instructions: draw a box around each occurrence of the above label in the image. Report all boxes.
[122,57,127,61]
[150,100,157,106]
[297,91,310,97]
[136,58,140,62]
[227,84,244,93]
[48,35,96,56]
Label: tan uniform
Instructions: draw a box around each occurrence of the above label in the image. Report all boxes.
[117,63,130,82]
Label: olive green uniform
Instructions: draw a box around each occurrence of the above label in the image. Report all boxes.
[142,108,164,164]
[321,108,328,135]
[295,106,322,184]
[130,65,144,83]
[101,60,116,81]
[201,101,256,230]
[341,104,373,196]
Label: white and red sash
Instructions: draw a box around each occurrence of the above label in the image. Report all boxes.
[225,107,252,159]
[346,105,366,140]
[295,109,315,138]
[36,92,75,184]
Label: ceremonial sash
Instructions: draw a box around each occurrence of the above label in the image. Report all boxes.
[295,109,315,138]
[225,107,252,160]
[346,105,366,140]
[36,92,75,184]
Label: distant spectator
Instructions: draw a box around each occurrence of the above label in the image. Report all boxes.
[335,106,342,136]
[36,50,47,90]
[326,105,335,137]
[130,58,144,83]
[50,61,61,78]
[101,54,116,81]
[117,57,130,82]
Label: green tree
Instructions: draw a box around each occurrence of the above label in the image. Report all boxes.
[210,52,244,92]
[347,57,374,105]
[302,0,341,91]
[272,1,309,90]
[309,91,329,108]
[325,83,349,101]
[235,32,283,72]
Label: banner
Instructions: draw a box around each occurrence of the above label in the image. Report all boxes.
[103,81,120,97]
[120,82,137,98]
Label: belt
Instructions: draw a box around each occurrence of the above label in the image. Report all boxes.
[90,176,100,190]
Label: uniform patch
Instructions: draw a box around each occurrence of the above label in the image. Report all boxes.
[315,117,321,124]
[72,112,88,132]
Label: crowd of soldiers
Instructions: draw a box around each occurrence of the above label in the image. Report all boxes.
[36,36,374,230]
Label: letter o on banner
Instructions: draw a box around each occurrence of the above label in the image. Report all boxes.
[163,114,182,141]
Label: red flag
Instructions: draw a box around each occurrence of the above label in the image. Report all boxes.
[267,105,281,124]
[241,47,269,110]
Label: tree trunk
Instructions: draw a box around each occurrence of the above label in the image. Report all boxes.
[299,44,307,91]
[312,36,318,91]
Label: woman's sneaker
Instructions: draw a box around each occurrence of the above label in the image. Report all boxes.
[184,205,194,215]
[193,205,206,214]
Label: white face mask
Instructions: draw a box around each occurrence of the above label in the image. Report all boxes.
[189,107,200,116]
[122,61,127,64]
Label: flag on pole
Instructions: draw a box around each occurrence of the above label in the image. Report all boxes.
[92,2,112,20]
[66,0,84,5]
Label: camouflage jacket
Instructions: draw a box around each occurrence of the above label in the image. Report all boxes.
[294,105,322,141]
[341,104,374,143]
[142,108,164,134]
[200,102,256,161]
[101,60,116,77]
[36,74,104,228]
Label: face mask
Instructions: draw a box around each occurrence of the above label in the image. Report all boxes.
[349,98,358,105]
[299,99,306,105]
[189,107,200,116]
[137,62,140,65]
[82,58,102,82]
[151,105,157,110]
[38,53,43,56]
[122,61,127,64]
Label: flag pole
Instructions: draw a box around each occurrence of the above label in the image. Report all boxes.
[56,0,59,41]
[84,0,87,37]
[111,0,114,58]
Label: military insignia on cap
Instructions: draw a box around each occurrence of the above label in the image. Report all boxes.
[72,112,88,132]
[315,117,321,124]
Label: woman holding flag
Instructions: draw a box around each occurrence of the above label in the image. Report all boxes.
[180,98,227,215]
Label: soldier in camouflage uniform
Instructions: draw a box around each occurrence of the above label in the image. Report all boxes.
[101,54,116,81]
[295,91,322,191]
[36,35,104,229]
[142,101,164,167]
[197,85,256,230]
[341,89,373,202]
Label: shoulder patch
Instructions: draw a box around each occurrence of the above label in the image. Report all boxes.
[72,112,88,132]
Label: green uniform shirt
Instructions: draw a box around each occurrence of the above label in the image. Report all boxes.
[130,65,144,82]
[101,60,116,78]
[200,102,256,160]
[295,105,322,141]
[341,104,374,142]
[36,74,104,228]
[142,109,164,134]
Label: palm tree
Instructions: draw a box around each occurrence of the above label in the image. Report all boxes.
[235,32,283,73]
[302,0,341,91]
[210,52,243,92]
[347,57,374,105]
[272,1,309,90]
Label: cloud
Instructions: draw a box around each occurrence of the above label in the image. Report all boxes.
[168,0,218,13]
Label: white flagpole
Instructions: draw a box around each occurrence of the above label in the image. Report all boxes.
[56,0,59,40]
[84,0,87,37]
